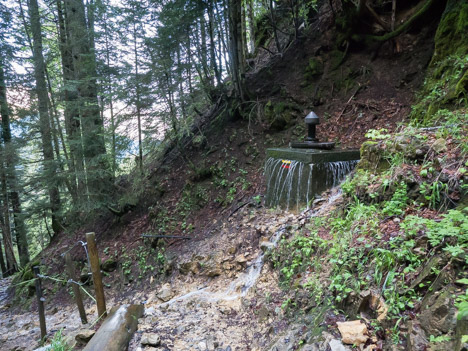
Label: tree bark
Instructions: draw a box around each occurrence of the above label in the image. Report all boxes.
[28,0,62,235]
[228,0,245,100]
[0,238,6,276]
[0,63,30,266]
[102,0,116,178]
[246,0,255,53]
[133,19,143,174]
[57,0,87,206]
[208,0,221,86]
[64,0,112,207]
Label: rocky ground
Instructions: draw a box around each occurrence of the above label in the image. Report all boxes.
[0,187,358,351]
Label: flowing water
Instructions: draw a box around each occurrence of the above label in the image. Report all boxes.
[265,158,358,211]
[160,228,284,307]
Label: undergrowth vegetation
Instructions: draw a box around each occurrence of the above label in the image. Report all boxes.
[268,109,468,346]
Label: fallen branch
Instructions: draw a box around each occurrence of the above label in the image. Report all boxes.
[355,0,436,43]
[338,85,362,121]
[141,234,192,240]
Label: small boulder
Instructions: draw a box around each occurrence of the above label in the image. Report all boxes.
[337,320,368,346]
[407,321,428,351]
[140,333,161,347]
[75,329,95,344]
[329,339,349,351]
[432,138,447,153]
[101,259,117,272]
[157,283,174,302]
[260,241,275,252]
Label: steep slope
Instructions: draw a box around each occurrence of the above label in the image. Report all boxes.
[1,1,467,351]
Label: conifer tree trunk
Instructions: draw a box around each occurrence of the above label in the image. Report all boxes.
[228,0,245,100]
[133,20,143,173]
[102,2,116,177]
[56,0,87,205]
[28,0,62,234]
[208,0,221,86]
[0,156,17,275]
[0,63,30,266]
[64,0,112,206]
[246,0,255,53]
[0,239,6,276]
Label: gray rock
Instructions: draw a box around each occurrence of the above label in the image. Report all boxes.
[420,289,457,335]
[407,321,428,351]
[141,333,161,347]
[259,241,275,252]
[329,339,348,351]
[432,138,447,153]
[157,283,174,302]
[75,329,96,344]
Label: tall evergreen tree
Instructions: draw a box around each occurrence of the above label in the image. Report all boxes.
[28,0,62,235]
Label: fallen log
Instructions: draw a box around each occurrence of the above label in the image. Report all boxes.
[83,304,144,351]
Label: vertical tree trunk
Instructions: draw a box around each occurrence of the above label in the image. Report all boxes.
[208,0,221,85]
[102,0,116,178]
[28,0,62,235]
[199,17,212,87]
[64,0,111,206]
[185,35,193,94]
[57,0,87,206]
[269,0,282,53]
[229,0,245,100]
[241,0,248,59]
[176,46,187,120]
[246,0,255,53]
[0,154,17,275]
[0,62,30,266]
[133,20,143,173]
[0,238,6,276]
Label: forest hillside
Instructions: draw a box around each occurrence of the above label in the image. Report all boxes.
[0,0,467,350]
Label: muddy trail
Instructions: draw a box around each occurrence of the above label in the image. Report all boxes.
[0,188,346,351]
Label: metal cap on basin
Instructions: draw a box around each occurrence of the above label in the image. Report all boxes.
[304,111,320,125]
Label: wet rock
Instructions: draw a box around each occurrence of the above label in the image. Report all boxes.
[75,329,96,344]
[432,138,447,153]
[179,260,201,275]
[329,339,349,351]
[157,283,174,302]
[357,290,388,322]
[420,289,457,335]
[101,259,117,272]
[259,241,275,252]
[202,260,223,278]
[227,246,237,255]
[407,321,428,351]
[337,320,368,346]
[235,254,248,267]
[141,333,161,347]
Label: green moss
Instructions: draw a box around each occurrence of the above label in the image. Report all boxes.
[304,57,324,81]
[411,0,468,123]
[357,141,389,172]
[263,100,300,131]
[430,1,468,65]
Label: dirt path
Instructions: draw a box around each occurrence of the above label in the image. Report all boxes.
[0,189,344,351]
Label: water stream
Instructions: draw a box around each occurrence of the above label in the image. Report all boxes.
[159,229,285,307]
[265,158,358,211]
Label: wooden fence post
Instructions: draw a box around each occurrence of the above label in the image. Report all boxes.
[64,253,88,324]
[33,266,47,340]
[85,232,107,319]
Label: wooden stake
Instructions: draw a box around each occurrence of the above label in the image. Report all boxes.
[64,253,88,324]
[86,232,107,319]
[33,266,47,340]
